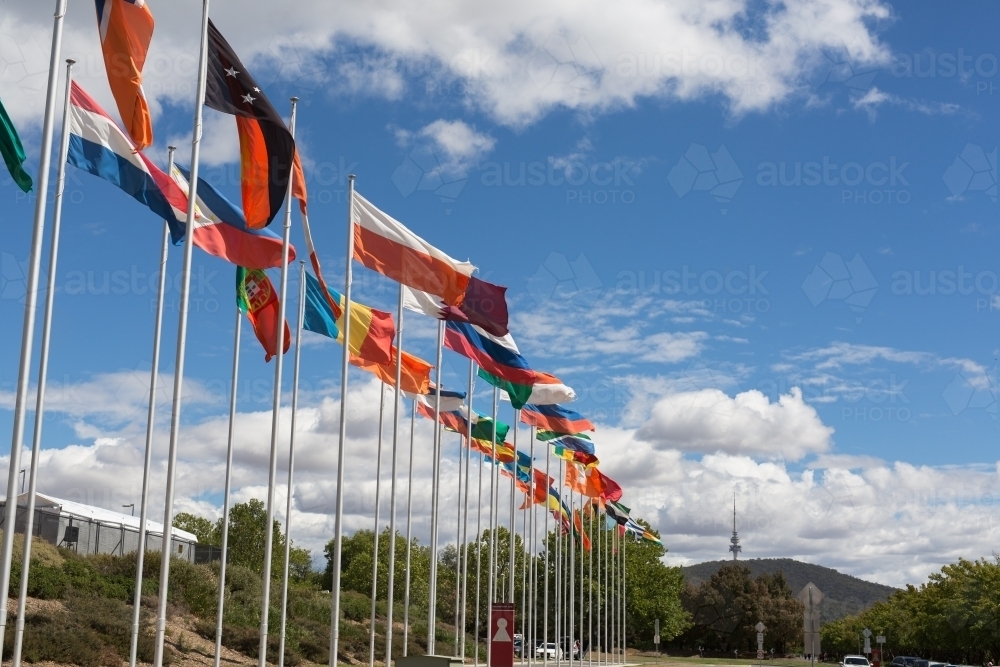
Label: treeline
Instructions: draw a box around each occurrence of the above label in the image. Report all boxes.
[666,563,804,654]
[822,558,1000,663]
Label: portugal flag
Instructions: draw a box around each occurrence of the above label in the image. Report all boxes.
[237,267,290,362]
[206,20,295,229]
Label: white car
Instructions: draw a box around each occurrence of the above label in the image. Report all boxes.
[842,657,871,667]
[535,643,564,660]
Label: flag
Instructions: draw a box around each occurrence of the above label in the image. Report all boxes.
[172,166,292,269]
[482,368,575,410]
[537,431,596,457]
[237,267,289,362]
[406,388,467,425]
[444,321,535,387]
[573,509,592,551]
[402,276,509,336]
[472,438,516,464]
[94,0,154,149]
[351,347,432,395]
[552,445,599,467]
[302,275,394,364]
[205,19,295,228]
[517,468,551,508]
[603,499,631,527]
[353,192,475,305]
[292,150,341,319]
[68,82,187,238]
[521,404,594,434]
[566,465,622,501]
[0,96,32,192]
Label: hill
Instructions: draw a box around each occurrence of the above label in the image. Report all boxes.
[680,558,897,623]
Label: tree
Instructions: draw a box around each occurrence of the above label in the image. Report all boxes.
[173,512,217,545]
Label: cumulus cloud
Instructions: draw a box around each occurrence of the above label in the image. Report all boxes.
[394,119,496,179]
[1,0,892,130]
[634,387,833,460]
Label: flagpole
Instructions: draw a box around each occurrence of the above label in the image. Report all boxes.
[528,426,537,667]
[578,496,584,667]
[486,385,498,665]
[542,440,549,667]
[459,359,475,659]
[454,426,465,653]
[368,387,387,667]
[588,505,593,667]
[131,145,175,667]
[11,57,74,667]
[385,285,405,666]
[555,460,561,667]
[474,444,483,667]
[278,260,307,667]
[403,400,416,656]
[153,0,211,662]
[213,307,242,667]
[0,0,67,655]
[519,434,527,664]
[258,96,299,667]
[329,173,356,667]
[568,487,575,667]
[621,534,626,664]
[427,320,444,654]
[508,410,517,604]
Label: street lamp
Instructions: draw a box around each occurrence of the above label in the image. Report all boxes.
[122,503,135,516]
[19,469,25,494]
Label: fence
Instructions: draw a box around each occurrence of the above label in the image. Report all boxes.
[0,505,196,562]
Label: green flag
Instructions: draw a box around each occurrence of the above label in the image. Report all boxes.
[0,96,32,193]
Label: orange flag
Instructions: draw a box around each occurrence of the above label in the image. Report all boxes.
[350,347,432,394]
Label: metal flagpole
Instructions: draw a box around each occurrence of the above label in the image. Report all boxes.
[131,146,175,667]
[474,444,483,667]
[328,173,356,666]
[601,515,606,666]
[555,460,561,667]
[486,385,498,664]
[385,286,405,666]
[258,96,299,667]
[278,261,307,667]
[542,441,550,667]
[459,360,475,659]
[403,401,416,656]
[12,58,74,667]
[588,506,593,667]
[578,495,584,667]
[568,488,575,667]
[213,308,242,667]
[0,0,68,656]
[519,433,527,664]
[427,320,445,653]
[621,535,628,664]
[454,413,465,653]
[528,427,537,667]
[367,388,387,667]
[153,1,211,663]
[508,411,517,604]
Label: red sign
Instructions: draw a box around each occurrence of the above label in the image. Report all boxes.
[872,648,882,667]
[490,603,515,667]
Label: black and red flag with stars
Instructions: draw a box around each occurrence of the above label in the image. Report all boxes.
[205,19,295,229]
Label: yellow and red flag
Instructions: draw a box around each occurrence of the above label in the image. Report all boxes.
[94,0,154,149]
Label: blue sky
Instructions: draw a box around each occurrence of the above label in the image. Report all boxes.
[0,0,998,585]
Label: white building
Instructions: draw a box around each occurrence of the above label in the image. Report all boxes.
[0,493,199,562]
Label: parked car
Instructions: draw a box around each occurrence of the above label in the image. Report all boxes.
[841,656,871,667]
[535,643,563,660]
[890,658,920,667]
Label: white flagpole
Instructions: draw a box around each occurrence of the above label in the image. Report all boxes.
[328,173,356,666]
[213,307,242,667]
[0,0,67,655]
[568,488,575,667]
[542,440,550,667]
[508,411,517,604]
[131,145,176,667]
[385,285,405,666]
[519,434,527,663]
[578,494,584,667]
[621,535,626,664]
[11,57,74,667]
[486,386,498,664]
[402,401,415,656]
[368,388,387,667]
[278,260,307,667]
[555,461,561,667]
[454,432,464,654]
[528,427,537,667]
[588,506,593,667]
[473,444,483,667]
[258,96,299,667]
[153,0,211,662]
[427,321,444,653]
[459,360,475,659]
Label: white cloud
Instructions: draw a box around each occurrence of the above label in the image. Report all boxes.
[635,387,833,460]
[852,86,960,121]
[1,0,892,132]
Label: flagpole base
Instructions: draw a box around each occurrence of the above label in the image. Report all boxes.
[395,655,466,667]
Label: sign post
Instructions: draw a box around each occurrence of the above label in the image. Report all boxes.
[490,603,515,667]
[874,636,886,667]
[862,628,872,656]
[797,583,824,667]
[654,618,660,655]
[755,622,765,663]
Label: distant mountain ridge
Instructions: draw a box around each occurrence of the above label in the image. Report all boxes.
[680,558,898,623]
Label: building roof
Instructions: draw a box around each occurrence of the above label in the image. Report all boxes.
[12,493,198,543]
